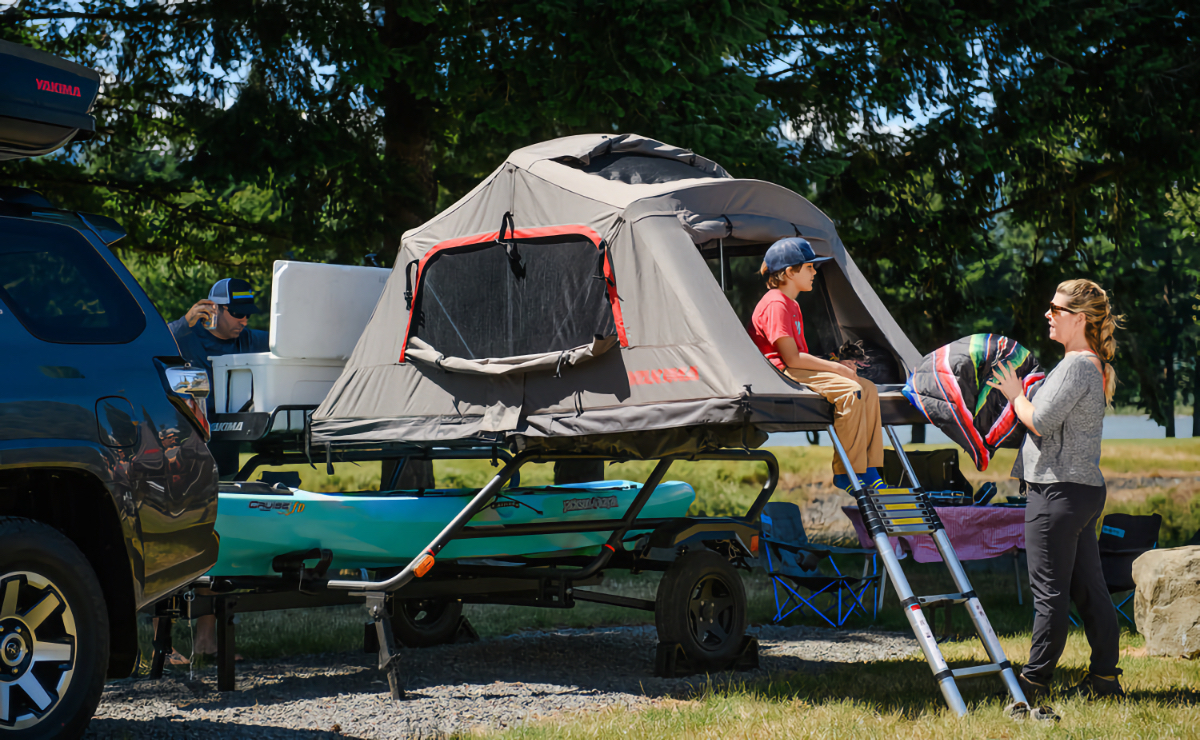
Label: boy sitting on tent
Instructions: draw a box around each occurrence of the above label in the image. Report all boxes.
[747,237,887,492]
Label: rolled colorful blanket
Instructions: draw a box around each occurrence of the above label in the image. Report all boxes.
[903,334,1045,471]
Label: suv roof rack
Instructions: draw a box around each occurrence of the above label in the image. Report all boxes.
[0,39,100,161]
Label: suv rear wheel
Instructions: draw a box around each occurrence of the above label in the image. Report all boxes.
[0,518,108,739]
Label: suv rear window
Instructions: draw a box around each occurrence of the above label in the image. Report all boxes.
[0,217,146,343]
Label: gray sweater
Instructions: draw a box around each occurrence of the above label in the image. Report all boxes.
[1011,352,1106,486]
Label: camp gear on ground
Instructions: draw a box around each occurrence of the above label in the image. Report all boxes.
[208,479,695,577]
[882,448,973,495]
[763,236,832,271]
[902,334,1045,471]
[310,133,925,455]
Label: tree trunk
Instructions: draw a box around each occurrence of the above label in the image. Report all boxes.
[1166,357,1176,438]
[1194,344,1199,438]
[381,0,437,241]
[1164,254,1177,438]
[380,0,438,484]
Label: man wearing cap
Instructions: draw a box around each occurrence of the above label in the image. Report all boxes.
[168,278,268,478]
[747,237,886,492]
[169,278,269,412]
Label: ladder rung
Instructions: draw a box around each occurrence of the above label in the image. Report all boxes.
[869,494,926,505]
[884,523,935,535]
[951,663,1003,680]
[918,593,969,608]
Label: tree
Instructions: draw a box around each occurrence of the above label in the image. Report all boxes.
[5,0,1200,428]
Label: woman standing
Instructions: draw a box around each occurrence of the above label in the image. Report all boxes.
[989,279,1125,701]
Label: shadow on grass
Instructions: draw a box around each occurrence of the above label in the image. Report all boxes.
[724,656,1003,716]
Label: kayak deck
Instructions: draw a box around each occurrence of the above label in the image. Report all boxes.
[209,479,695,576]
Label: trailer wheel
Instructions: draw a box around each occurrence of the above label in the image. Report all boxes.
[655,550,746,669]
[390,598,463,648]
[0,517,109,740]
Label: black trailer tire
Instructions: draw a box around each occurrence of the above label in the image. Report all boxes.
[655,550,747,670]
[390,598,463,648]
[0,517,109,740]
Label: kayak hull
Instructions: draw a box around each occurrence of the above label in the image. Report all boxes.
[208,480,695,576]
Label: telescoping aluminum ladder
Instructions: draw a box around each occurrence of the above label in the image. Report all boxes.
[827,424,1028,716]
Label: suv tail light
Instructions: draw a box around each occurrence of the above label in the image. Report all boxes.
[156,360,211,440]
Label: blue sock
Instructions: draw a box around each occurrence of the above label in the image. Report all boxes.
[833,473,852,491]
[864,467,887,489]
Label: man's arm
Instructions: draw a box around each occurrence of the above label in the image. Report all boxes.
[775,336,857,379]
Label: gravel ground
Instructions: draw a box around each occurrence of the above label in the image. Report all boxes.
[85,624,916,739]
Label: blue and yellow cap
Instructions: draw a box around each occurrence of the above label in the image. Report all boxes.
[208,278,261,314]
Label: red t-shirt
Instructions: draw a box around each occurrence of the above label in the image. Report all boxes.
[748,289,807,371]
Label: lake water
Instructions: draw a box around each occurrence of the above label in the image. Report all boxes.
[766,415,1195,448]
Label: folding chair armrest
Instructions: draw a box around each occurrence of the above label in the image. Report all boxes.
[1100,547,1154,557]
[761,537,834,561]
[806,543,878,556]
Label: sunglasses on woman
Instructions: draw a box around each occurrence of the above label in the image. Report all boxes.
[1048,303,1077,316]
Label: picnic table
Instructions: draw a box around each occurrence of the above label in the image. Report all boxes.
[841,503,1027,617]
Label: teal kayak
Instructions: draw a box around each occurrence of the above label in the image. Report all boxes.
[208,479,695,576]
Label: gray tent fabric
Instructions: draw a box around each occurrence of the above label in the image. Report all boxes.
[312,133,924,455]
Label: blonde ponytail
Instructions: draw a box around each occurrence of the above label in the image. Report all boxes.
[1058,278,1124,405]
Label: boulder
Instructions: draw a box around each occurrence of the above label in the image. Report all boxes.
[1132,546,1200,658]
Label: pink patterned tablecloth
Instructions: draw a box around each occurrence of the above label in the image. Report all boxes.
[841,505,1026,563]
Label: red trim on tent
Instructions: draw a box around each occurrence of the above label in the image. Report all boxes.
[601,249,626,347]
[399,224,625,362]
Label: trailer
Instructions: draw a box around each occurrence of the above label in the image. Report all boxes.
[155,134,1031,716]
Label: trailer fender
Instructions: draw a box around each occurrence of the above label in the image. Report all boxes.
[644,517,760,563]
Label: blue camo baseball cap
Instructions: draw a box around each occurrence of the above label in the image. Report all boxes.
[763,237,832,273]
[208,278,261,314]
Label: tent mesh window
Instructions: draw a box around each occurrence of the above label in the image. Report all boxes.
[413,236,617,360]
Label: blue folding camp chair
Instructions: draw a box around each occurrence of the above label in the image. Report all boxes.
[759,502,880,627]
[1098,512,1161,627]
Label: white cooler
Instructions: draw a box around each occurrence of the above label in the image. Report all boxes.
[211,353,345,432]
[210,259,390,434]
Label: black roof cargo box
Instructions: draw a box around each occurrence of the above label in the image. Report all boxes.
[0,40,100,161]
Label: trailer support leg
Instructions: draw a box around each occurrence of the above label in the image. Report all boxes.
[216,596,238,692]
[149,609,174,680]
[366,592,404,700]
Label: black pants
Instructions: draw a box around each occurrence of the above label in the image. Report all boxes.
[1023,480,1121,681]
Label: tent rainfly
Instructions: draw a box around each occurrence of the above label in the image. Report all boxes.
[311,134,925,457]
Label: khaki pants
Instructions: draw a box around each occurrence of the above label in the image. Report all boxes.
[785,368,884,476]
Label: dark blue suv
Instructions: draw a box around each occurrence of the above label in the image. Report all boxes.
[0,40,218,738]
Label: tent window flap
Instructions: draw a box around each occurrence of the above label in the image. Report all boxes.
[405,232,620,363]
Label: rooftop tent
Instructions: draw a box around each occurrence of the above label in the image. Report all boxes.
[311,134,924,456]
[0,40,100,161]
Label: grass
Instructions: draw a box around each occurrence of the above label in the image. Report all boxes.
[484,628,1200,740]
